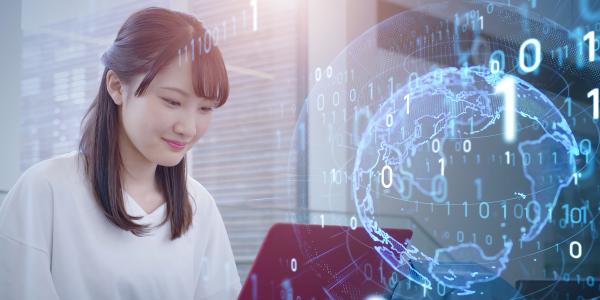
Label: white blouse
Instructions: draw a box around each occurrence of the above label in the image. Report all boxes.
[0,151,241,300]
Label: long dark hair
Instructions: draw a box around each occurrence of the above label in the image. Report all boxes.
[79,7,229,240]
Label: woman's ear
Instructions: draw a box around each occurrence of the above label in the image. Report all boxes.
[106,69,125,106]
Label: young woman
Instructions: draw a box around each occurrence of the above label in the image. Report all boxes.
[0,7,240,300]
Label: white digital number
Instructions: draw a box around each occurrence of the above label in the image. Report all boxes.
[495,76,517,143]
[381,165,393,188]
[519,38,541,73]
[584,31,596,62]
[588,88,599,119]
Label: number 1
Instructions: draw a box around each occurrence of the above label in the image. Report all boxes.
[584,31,596,62]
[250,0,258,31]
[496,76,517,143]
[588,88,599,119]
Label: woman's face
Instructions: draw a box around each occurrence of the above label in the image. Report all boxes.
[108,57,217,167]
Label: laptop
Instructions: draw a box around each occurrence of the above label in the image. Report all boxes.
[238,223,413,300]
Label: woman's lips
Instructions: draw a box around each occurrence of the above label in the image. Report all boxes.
[163,138,187,151]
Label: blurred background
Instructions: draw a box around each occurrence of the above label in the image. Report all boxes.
[1,0,599,286]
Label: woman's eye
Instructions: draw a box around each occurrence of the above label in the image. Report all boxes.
[200,107,214,113]
[162,98,180,106]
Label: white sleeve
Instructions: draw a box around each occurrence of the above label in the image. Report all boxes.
[193,193,241,300]
[0,167,60,300]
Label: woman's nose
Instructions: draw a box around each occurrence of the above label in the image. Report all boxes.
[173,111,196,138]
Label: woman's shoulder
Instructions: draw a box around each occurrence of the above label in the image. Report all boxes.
[15,151,82,187]
[0,151,83,215]
[0,152,81,252]
[186,175,220,219]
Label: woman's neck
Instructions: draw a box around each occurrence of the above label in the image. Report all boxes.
[119,130,159,194]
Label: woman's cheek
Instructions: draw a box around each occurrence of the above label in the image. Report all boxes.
[153,105,179,130]
[197,115,212,137]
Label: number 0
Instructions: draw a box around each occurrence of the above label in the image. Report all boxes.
[291,258,298,272]
[569,241,582,259]
[381,165,393,188]
[519,38,541,73]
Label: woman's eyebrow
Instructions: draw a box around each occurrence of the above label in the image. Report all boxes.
[160,86,190,97]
